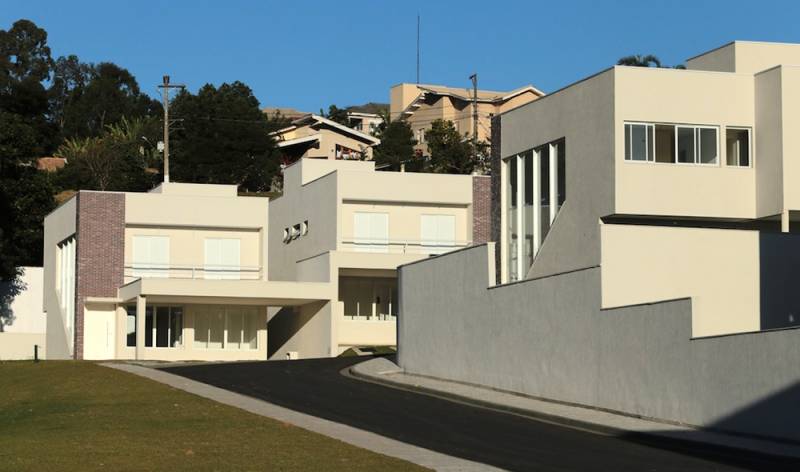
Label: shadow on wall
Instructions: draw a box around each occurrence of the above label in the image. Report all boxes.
[0,273,25,332]
[621,381,800,470]
[267,303,321,358]
[760,232,800,330]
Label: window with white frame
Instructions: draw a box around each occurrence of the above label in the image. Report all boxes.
[505,139,566,282]
[132,235,169,278]
[726,127,751,167]
[193,306,259,350]
[420,214,456,254]
[353,212,389,253]
[624,122,718,165]
[57,236,76,348]
[144,305,183,348]
[204,238,241,280]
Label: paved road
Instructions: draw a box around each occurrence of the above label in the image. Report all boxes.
[165,357,799,471]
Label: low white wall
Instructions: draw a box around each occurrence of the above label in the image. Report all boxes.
[0,333,45,360]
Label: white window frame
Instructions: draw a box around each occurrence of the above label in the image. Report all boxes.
[725,126,753,168]
[624,122,654,163]
[623,121,720,166]
[146,305,183,349]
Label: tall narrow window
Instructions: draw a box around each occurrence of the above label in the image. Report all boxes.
[126,306,136,347]
[506,157,519,281]
[655,125,675,163]
[523,151,535,270]
[57,236,76,349]
[505,138,566,283]
[726,128,750,167]
[540,145,551,244]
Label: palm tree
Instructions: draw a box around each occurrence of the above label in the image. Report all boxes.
[617,54,662,67]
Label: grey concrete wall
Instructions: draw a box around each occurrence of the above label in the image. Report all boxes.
[399,244,800,442]
[500,69,616,279]
[268,172,338,281]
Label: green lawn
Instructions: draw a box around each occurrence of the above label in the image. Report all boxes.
[0,361,428,472]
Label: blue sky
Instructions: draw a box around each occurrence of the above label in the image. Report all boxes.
[3,1,800,112]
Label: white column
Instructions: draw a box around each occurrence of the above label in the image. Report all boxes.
[135,295,146,360]
[782,209,790,233]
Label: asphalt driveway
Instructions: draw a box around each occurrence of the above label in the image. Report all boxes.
[164,356,799,472]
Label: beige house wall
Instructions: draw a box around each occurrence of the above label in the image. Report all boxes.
[689,41,800,74]
[614,66,757,219]
[123,227,262,281]
[601,224,760,337]
[42,196,77,359]
[0,333,46,360]
[339,202,469,249]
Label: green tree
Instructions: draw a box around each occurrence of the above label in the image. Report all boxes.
[617,54,685,69]
[425,119,479,174]
[373,113,416,171]
[322,104,349,125]
[170,82,285,192]
[57,61,161,138]
[55,117,156,192]
[0,19,57,282]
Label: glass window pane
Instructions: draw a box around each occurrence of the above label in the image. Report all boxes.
[170,307,183,347]
[227,308,243,350]
[209,308,224,349]
[677,127,695,163]
[156,306,170,347]
[243,308,259,350]
[625,124,631,160]
[655,125,675,163]
[557,141,566,207]
[145,306,154,347]
[523,151,534,271]
[194,309,209,349]
[540,145,551,244]
[126,306,136,347]
[506,157,518,282]
[726,128,750,166]
[630,124,648,161]
[699,128,717,164]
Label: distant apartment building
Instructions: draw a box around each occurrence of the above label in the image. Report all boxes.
[43,160,490,360]
[271,114,380,163]
[347,111,383,136]
[390,83,544,156]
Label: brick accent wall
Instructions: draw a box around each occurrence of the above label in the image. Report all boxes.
[490,114,502,280]
[74,191,125,359]
[472,176,491,244]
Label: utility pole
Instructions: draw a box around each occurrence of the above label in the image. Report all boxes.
[157,75,185,183]
[416,15,420,84]
[470,73,478,161]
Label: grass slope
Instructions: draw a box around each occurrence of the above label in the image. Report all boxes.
[0,361,427,472]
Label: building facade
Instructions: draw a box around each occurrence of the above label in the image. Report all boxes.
[389,83,544,157]
[397,41,800,442]
[267,158,490,358]
[272,114,380,163]
[43,161,489,360]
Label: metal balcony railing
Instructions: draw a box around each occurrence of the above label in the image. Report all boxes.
[339,238,471,255]
[123,264,262,280]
